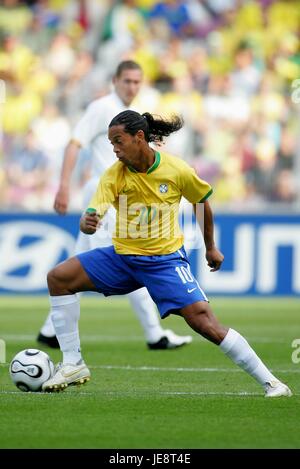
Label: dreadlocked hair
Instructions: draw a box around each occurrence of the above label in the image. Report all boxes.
[109,110,183,143]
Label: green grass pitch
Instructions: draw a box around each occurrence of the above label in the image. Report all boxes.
[0,296,299,449]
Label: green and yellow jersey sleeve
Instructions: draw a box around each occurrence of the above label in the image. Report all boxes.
[179,163,213,204]
[88,162,124,218]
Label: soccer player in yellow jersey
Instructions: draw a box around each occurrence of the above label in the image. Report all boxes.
[38,60,192,351]
[42,110,292,398]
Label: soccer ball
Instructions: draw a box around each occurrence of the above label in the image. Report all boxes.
[9,349,54,392]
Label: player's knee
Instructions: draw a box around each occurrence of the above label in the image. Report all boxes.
[183,302,208,329]
[47,266,65,293]
[184,303,225,344]
[189,302,210,322]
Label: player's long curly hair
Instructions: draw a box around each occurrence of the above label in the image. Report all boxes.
[109,110,183,143]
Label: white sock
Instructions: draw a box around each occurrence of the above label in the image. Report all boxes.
[127,288,164,343]
[49,294,82,365]
[40,312,55,337]
[220,328,278,387]
[41,293,81,337]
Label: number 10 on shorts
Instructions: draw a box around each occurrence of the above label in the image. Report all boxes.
[175,265,194,284]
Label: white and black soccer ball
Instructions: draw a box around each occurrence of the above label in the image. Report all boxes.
[9,349,54,392]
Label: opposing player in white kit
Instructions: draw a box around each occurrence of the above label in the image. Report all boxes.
[37,60,192,350]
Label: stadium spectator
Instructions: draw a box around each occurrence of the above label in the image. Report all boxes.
[272,169,297,203]
[230,40,262,96]
[149,0,194,37]
[4,130,50,210]
[31,102,71,175]
[37,59,192,351]
[42,109,292,398]
[44,32,76,81]
[1,0,299,209]
[0,0,33,36]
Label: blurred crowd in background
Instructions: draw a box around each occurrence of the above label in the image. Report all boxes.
[0,0,299,212]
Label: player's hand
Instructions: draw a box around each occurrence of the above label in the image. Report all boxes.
[54,187,69,214]
[206,247,224,272]
[80,210,101,235]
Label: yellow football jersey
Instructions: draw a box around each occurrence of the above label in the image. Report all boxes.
[88,151,212,255]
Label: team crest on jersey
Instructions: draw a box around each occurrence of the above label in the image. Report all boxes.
[159,183,168,193]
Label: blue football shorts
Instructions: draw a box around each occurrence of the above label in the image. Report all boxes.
[77,245,208,318]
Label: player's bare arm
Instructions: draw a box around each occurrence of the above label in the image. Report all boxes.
[54,140,82,214]
[193,201,224,272]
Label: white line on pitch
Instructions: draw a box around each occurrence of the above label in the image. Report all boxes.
[1,389,298,397]
[0,390,265,397]
[1,363,299,373]
[88,364,300,374]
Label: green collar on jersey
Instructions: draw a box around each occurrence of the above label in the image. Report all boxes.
[128,151,161,174]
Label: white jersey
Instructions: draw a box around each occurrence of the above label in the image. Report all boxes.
[72,91,132,179]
